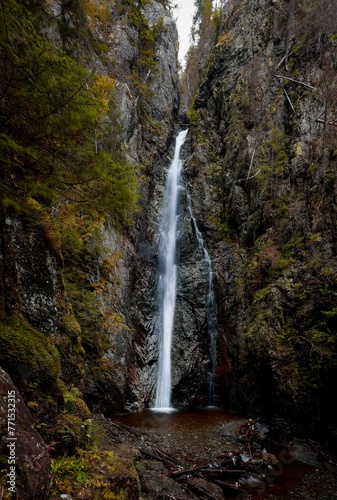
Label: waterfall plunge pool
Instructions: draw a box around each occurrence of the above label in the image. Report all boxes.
[113,407,322,499]
[115,406,242,456]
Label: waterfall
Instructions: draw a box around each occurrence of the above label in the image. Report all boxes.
[154,129,188,410]
[186,193,218,405]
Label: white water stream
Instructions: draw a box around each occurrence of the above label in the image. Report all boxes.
[154,129,188,410]
[186,192,218,405]
[154,129,217,410]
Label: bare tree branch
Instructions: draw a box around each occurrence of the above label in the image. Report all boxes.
[274,74,316,90]
[278,81,295,113]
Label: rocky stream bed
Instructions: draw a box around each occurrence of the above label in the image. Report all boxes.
[96,408,337,500]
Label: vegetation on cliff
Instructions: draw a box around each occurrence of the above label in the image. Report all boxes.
[0,0,138,493]
[184,0,337,442]
[0,0,177,496]
[0,0,138,225]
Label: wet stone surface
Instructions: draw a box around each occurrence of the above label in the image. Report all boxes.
[110,408,337,500]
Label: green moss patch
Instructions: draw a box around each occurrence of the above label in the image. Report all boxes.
[0,315,61,388]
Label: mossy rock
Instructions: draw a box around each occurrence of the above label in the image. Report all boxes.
[55,413,85,455]
[0,315,61,388]
[61,312,82,338]
[51,450,140,499]
[63,388,91,420]
[24,197,63,263]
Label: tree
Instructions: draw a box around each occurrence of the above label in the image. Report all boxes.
[0,0,138,226]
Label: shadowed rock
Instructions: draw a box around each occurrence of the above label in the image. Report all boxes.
[0,367,51,499]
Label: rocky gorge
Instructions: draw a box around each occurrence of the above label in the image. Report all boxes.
[1,0,337,498]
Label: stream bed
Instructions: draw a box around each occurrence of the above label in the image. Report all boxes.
[114,407,337,499]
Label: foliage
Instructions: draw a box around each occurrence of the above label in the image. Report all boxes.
[0,0,138,227]
[84,0,111,23]
[117,0,163,100]
[187,105,200,127]
[63,386,91,420]
[50,450,137,499]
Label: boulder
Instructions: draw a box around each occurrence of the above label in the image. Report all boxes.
[0,367,51,499]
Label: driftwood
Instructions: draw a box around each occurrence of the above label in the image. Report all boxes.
[183,478,225,500]
[135,418,297,499]
[278,80,296,112]
[171,463,214,477]
[154,447,181,465]
[213,479,249,496]
[139,446,181,470]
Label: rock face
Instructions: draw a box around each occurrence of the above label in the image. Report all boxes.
[183,0,337,438]
[1,214,63,333]
[126,134,220,409]
[0,0,185,415]
[1,0,336,452]
[0,367,51,499]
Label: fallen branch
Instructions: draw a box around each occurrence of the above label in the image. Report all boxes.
[154,448,181,470]
[234,168,261,184]
[139,447,164,462]
[274,74,316,90]
[278,81,295,112]
[315,110,337,127]
[154,447,181,465]
[183,478,223,500]
[246,142,258,180]
[201,468,245,476]
[139,447,182,472]
[273,49,293,72]
[171,463,213,477]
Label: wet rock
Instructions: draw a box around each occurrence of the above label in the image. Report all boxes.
[0,367,51,499]
[187,477,225,499]
[140,471,187,499]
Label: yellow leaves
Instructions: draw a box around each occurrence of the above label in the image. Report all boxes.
[90,74,116,114]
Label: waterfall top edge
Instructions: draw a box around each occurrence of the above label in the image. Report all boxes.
[176,128,189,144]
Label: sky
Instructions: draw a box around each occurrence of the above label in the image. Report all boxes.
[175,0,196,67]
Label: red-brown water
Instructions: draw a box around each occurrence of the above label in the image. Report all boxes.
[114,407,319,499]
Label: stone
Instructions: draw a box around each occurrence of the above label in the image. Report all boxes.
[0,367,51,499]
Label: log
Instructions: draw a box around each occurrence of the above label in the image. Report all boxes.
[139,447,162,460]
[154,447,181,465]
[183,478,224,500]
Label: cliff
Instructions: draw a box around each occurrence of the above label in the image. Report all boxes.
[0,0,181,496]
[1,0,337,497]
[185,0,337,439]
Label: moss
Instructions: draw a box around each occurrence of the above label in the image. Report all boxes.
[216,30,234,46]
[61,312,82,338]
[50,450,139,499]
[24,197,63,263]
[55,414,86,455]
[187,106,200,127]
[0,315,61,388]
[63,387,91,420]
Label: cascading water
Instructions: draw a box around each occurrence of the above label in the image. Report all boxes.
[154,129,188,410]
[186,192,218,405]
